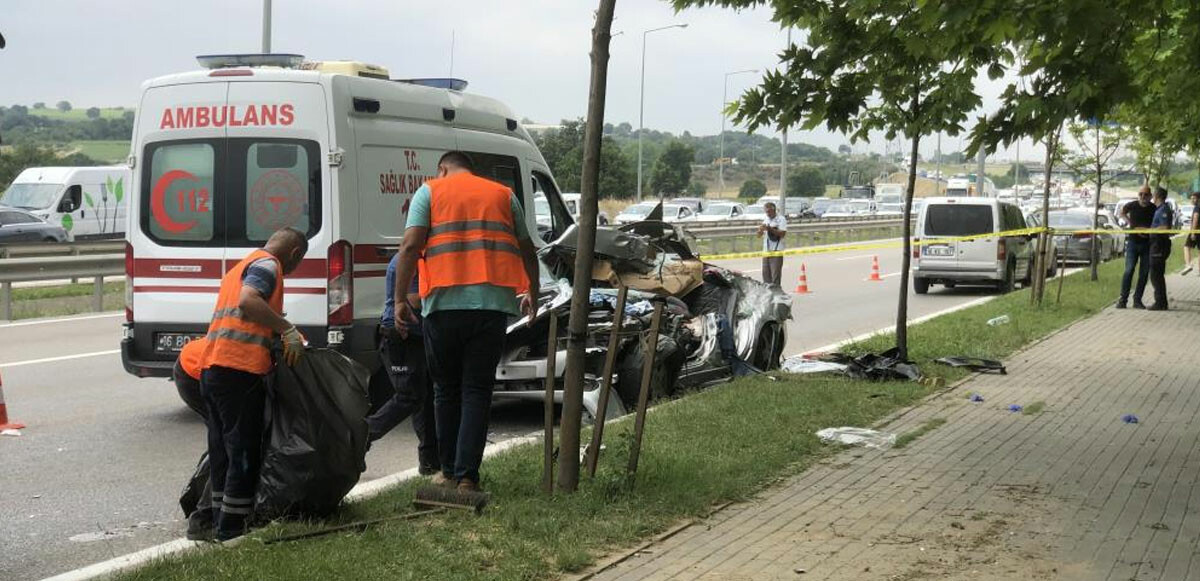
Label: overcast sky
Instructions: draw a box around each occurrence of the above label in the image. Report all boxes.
[0,0,1041,160]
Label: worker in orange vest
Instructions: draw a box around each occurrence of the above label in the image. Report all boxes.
[174,337,208,419]
[198,227,308,541]
[392,151,539,494]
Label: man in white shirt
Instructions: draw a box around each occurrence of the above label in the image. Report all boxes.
[757,202,788,287]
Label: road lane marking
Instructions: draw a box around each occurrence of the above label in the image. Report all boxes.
[881,272,902,279]
[836,254,875,261]
[0,349,120,369]
[0,312,122,329]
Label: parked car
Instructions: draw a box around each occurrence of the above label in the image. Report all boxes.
[693,202,747,223]
[1022,211,1060,277]
[670,197,706,214]
[809,197,837,217]
[822,199,876,218]
[875,202,905,217]
[745,204,767,219]
[662,203,696,223]
[912,197,1034,294]
[757,196,809,218]
[909,198,926,217]
[1047,210,1121,264]
[614,202,657,225]
[555,193,609,225]
[0,206,70,243]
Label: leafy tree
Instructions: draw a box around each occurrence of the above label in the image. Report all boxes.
[535,119,636,198]
[1006,163,1030,181]
[56,101,71,112]
[32,102,45,110]
[673,0,1008,359]
[787,166,826,197]
[685,181,707,197]
[1058,120,1137,279]
[85,107,101,119]
[837,144,851,155]
[650,141,693,196]
[739,178,767,199]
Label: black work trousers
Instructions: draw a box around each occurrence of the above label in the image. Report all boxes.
[365,328,439,469]
[423,310,507,483]
[1150,239,1172,308]
[200,365,266,540]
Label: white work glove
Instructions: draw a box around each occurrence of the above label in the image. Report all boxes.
[281,325,305,367]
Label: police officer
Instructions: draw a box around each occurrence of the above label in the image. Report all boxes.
[199,227,307,541]
[364,253,439,475]
[1147,187,1174,311]
[391,151,539,493]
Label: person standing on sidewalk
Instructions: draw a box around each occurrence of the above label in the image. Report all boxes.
[757,201,787,287]
[1147,186,1175,311]
[1181,192,1199,275]
[391,151,539,493]
[364,253,438,475]
[199,228,307,541]
[1117,186,1156,309]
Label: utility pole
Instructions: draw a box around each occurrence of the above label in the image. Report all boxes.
[934,133,942,195]
[261,0,272,53]
[975,147,986,196]
[780,28,791,200]
[719,69,758,197]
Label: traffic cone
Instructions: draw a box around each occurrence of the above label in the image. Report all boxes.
[867,255,883,282]
[0,371,25,431]
[794,263,812,294]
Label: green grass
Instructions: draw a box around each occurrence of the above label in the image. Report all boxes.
[1022,401,1046,416]
[68,140,130,162]
[113,240,1182,581]
[894,418,947,449]
[26,107,128,121]
[6,281,123,320]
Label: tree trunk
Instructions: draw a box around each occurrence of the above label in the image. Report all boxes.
[1091,156,1102,282]
[1034,128,1059,304]
[896,126,920,360]
[557,0,616,493]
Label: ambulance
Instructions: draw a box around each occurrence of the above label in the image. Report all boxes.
[121,54,573,378]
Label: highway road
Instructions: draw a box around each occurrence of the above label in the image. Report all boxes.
[0,241,998,580]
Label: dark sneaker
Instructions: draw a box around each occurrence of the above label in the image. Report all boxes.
[1115,302,1127,309]
[185,510,215,542]
[1147,303,1168,311]
[418,463,439,476]
[1133,302,1147,309]
[457,479,483,494]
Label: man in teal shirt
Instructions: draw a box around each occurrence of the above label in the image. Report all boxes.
[392,151,539,493]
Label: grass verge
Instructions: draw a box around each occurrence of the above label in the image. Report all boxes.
[114,241,1176,581]
[7,281,123,320]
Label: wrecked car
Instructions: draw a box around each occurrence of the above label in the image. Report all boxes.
[493,214,792,419]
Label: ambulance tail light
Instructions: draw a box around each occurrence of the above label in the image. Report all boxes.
[327,240,353,326]
[912,238,920,259]
[124,242,134,322]
[997,240,1007,261]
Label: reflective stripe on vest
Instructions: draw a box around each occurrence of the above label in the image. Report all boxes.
[200,249,284,375]
[419,173,529,298]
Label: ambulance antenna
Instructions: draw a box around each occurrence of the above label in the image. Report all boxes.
[449,29,456,77]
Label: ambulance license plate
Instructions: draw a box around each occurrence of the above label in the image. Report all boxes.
[155,332,203,354]
[923,244,954,257]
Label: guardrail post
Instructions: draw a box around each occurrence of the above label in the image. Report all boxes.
[92,275,105,312]
[1,282,10,321]
[71,246,81,284]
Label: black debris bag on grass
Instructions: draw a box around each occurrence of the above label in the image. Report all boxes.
[255,348,371,519]
[824,347,922,382]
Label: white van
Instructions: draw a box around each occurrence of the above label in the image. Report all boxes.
[1,166,131,240]
[120,54,571,378]
[912,197,1034,294]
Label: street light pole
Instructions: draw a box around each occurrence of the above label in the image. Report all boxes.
[719,69,758,197]
[780,29,791,199]
[261,0,272,53]
[637,23,687,202]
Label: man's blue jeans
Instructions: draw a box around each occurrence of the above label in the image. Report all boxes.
[423,310,507,483]
[1120,237,1151,304]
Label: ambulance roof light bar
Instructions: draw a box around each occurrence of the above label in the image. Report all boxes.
[197,53,305,70]
[396,78,469,92]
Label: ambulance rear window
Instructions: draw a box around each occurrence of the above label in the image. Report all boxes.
[140,138,321,247]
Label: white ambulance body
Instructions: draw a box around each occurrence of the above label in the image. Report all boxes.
[2,166,131,240]
[121,55,571,378]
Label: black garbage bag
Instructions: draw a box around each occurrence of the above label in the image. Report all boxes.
[255,348,371,519]
[179,452,211,517]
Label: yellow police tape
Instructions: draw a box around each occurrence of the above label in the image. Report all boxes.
[705,226,1198,261]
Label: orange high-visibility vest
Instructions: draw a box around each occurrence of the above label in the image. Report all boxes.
[201,249,284,375]
[418,172,528,297]
[179,338,207,380]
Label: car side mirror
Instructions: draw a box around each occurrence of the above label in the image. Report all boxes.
[59,185,82,213]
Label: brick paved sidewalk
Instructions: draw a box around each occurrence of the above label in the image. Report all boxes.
[589,273,1200,581]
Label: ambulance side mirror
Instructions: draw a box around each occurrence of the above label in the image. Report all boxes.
[59,185,82,213]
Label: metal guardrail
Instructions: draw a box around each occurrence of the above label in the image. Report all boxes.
[0,239,124,259]
[684,216,911,255]
[0,254,124,320]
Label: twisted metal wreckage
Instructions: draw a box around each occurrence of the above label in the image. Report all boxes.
[494,210,793,420]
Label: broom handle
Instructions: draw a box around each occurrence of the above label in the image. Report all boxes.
[627,298,665,479]
[586,285,628,478]
[542,310,559,494]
